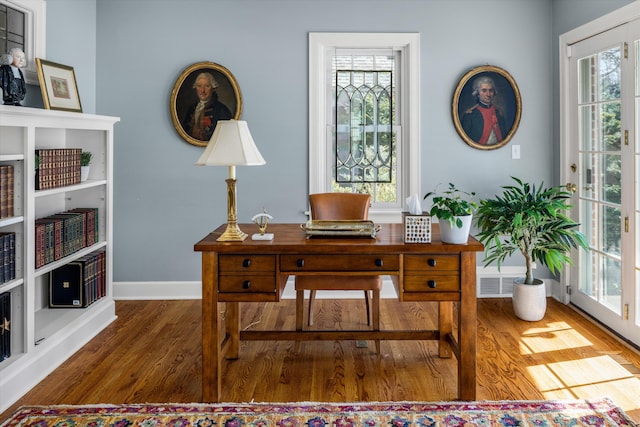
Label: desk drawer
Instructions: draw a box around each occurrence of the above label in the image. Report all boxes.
[219,255,275,273]
[219,275,276,293]
[280,254,399,272]
[404,254,459,272]
[404,274,460,292]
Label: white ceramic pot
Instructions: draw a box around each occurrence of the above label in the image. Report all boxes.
[439,214,472,244]
[80,166,90,182]
[512,277,546,321]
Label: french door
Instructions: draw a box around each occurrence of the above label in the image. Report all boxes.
[564,18,640,347]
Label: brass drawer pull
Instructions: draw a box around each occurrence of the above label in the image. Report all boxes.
[242,259,251,268]
[297,259,305,268]
[242,280,251,289]
[428,280,436,288]
[375,258,383,267]
[428,258,436,267]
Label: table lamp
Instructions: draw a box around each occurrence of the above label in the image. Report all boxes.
[196,120,266,241]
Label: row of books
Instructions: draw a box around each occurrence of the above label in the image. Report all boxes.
[35,148,82,191]
[50,250,105,308]
[0,292,9,361]
[0,233,16,285]
[0,165,14,219]
[35,208,99,269]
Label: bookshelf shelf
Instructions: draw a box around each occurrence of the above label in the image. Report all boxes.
[0,216,24,227]
[0,106,120,413]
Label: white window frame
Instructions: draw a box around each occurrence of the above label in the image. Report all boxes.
[308,32,420,223]
[1,0,46,85]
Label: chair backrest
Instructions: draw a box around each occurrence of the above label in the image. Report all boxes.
[309,193,370,220]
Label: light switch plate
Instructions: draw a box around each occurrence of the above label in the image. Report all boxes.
[512,145,521,159]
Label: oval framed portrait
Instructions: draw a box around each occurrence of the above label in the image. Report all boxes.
[452,65,521,150]
[170,62,243,147]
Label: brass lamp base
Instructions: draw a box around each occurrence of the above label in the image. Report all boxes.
[217,223,248,242]
[216,176,248,242]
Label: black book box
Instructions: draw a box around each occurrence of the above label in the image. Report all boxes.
[50,262,84,308]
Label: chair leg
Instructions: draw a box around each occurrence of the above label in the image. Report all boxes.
[296,290,304,331]
[308,290,317,326]
[364,290,371,326]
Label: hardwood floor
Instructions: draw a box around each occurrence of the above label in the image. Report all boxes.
[2,298,639,423]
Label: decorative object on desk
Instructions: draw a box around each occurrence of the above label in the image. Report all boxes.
[35,58,82,112]
[452,64,521,150]
[475,177,588,321]
[171,62,242,147]
[424,183,477,244]
[80,151,92,182]
[0,48,26,105]
[404,194,431,243]
[251,210,273,240]
[3,398,634,426]
[404,215,431,243]
[301,220,379,238]
[196,120,265,241]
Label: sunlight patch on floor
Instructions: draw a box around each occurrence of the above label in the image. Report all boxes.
[527,355,640,415]
[518,322,593,355]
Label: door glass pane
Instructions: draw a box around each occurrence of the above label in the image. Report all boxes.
[577,46,622,315]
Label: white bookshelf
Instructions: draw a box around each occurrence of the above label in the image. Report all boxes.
[0,106,120,412]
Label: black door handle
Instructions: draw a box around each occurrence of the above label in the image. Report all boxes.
[242,280,251,289]
[242,259,251,268]
[427,280,436,288]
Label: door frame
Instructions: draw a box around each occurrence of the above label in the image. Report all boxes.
[559,2,640,342]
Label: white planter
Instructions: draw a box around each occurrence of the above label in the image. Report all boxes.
[512,278,546,321]
[80,165,90,181]
[439,214,472,244]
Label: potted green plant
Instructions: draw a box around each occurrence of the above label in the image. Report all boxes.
[424,182,478,244]
[80,151,92,181]
[475,177,588,321]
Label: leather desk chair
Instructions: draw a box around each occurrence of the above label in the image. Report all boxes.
[295,192,382,352]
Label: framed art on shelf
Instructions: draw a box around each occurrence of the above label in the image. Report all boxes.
[35,58,82,112]
[452,65,521,150]
[170,61,243,147]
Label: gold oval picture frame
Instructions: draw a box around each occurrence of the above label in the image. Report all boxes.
[452,65,521,150]
[170,62,243,147]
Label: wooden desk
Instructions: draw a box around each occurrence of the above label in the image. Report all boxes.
[194,223,483,402]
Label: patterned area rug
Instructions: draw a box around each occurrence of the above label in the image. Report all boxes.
[1,398,636,426]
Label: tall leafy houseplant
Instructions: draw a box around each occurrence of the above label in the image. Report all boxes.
[475,177,588,285]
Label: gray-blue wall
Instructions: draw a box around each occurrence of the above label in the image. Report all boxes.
[40,0,632,282]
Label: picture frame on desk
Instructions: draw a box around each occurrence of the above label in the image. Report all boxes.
[35,58,83,113]
[170,61,243,147]
[452,65,521,151]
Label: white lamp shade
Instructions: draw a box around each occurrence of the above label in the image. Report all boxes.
[196,120,266,166]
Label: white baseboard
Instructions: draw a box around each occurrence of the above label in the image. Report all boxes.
[113,281,202,300]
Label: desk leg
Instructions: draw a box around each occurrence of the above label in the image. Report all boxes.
[202,252,221,402]
[459,252,477,400]
[438,302,452,358]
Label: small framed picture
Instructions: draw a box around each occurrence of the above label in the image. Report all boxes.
[170,62,243,147]
[452,65,521,150]
[35,58,82,113]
